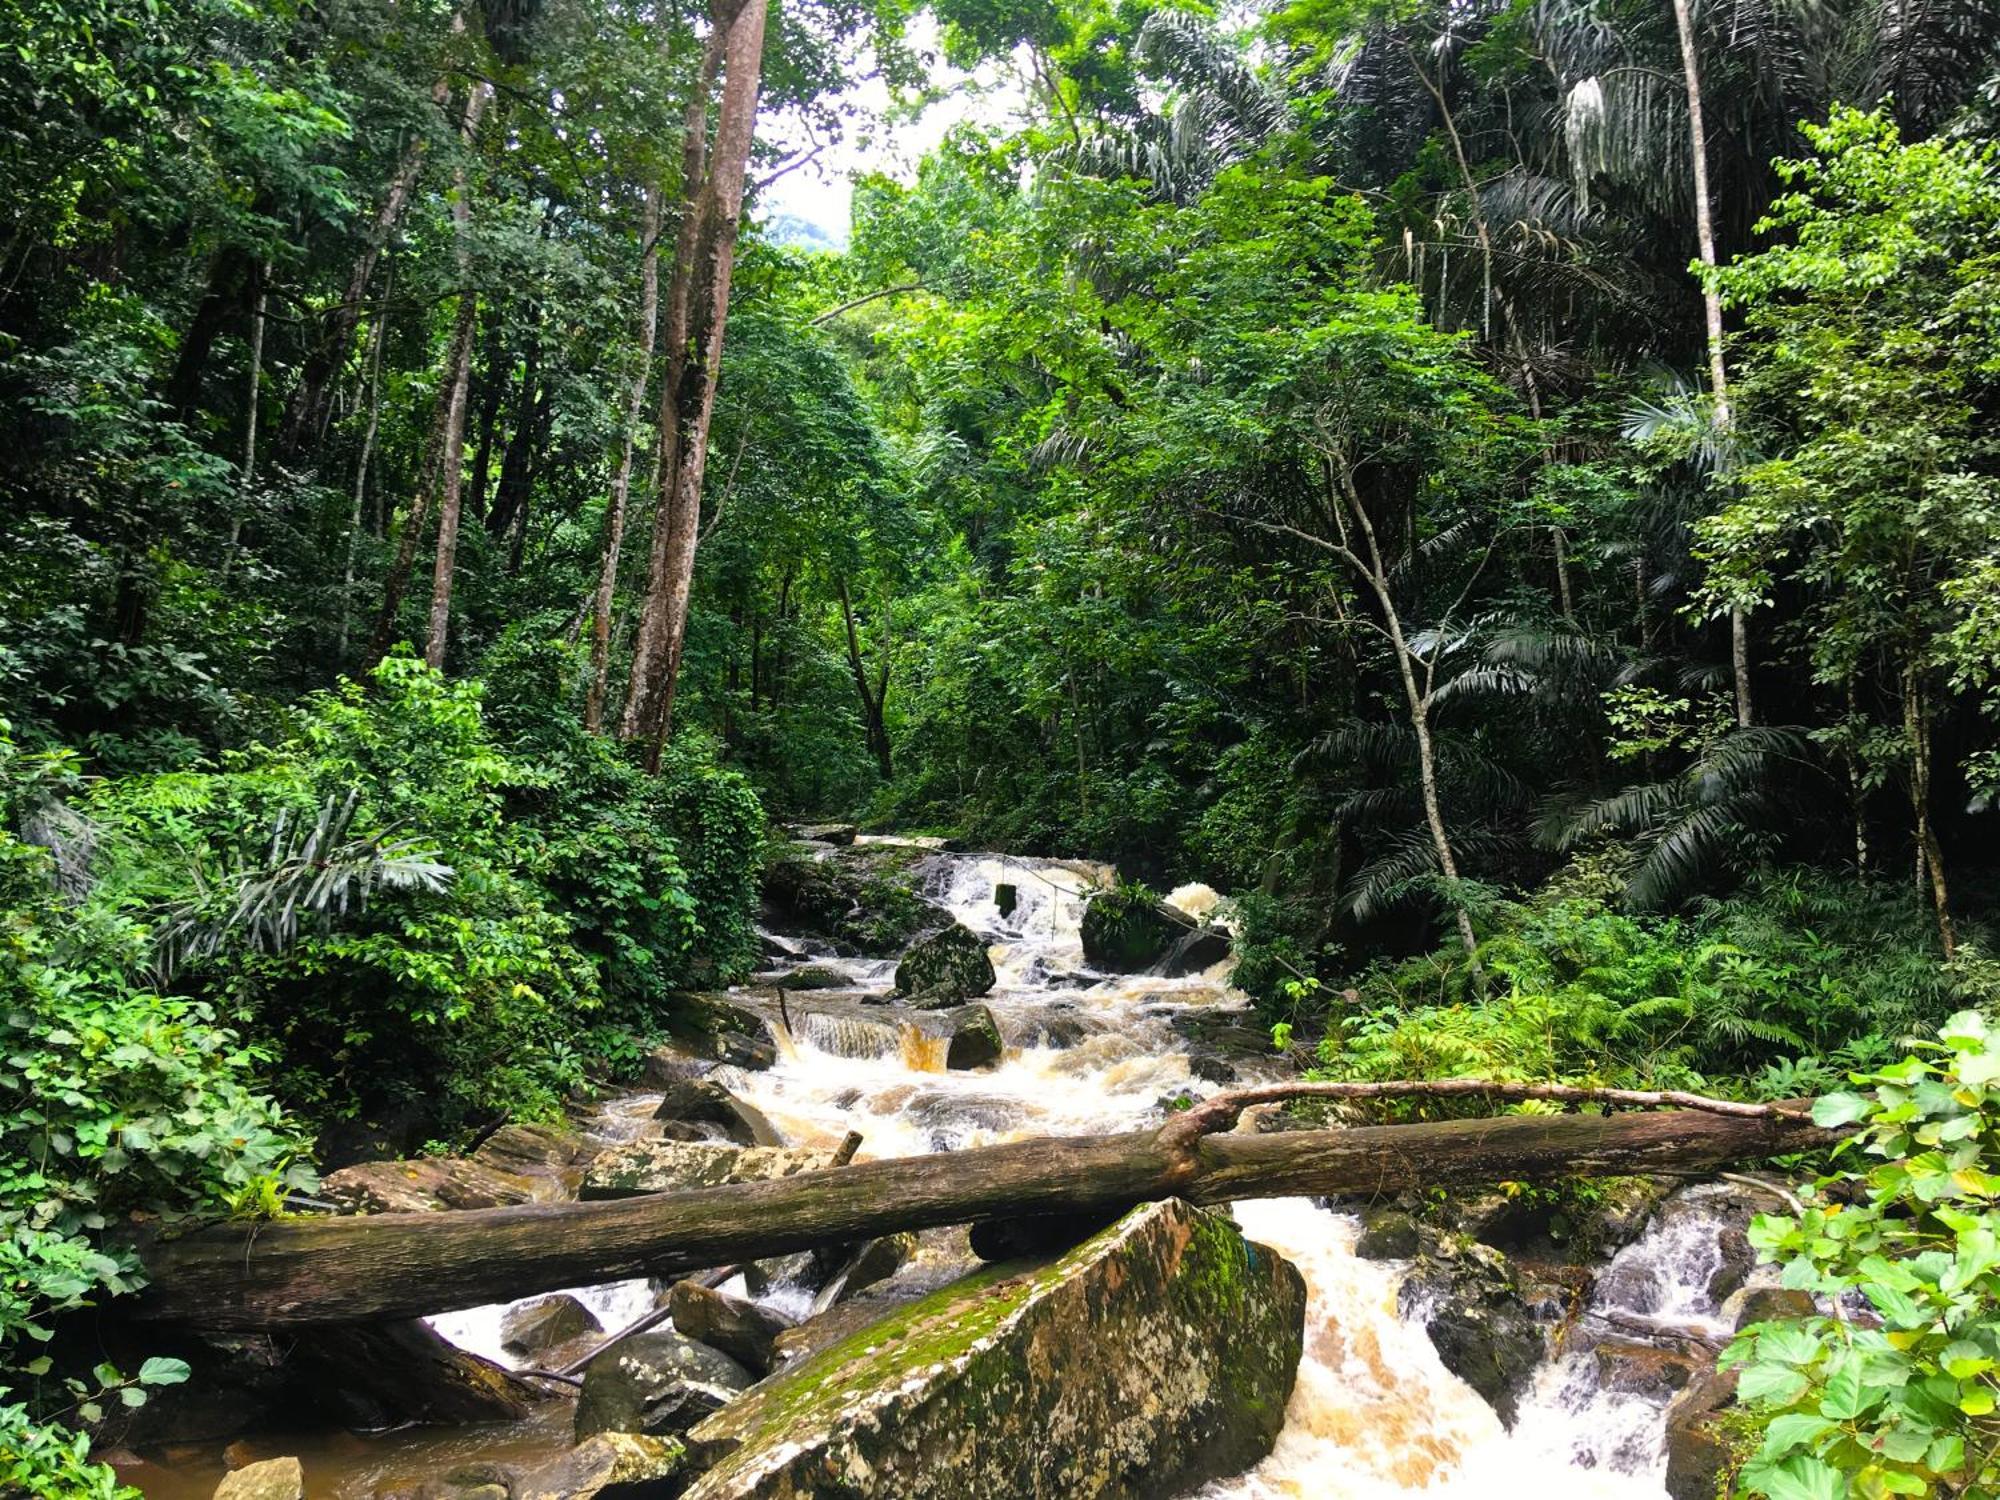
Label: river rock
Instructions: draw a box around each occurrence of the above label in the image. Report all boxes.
[678,1198,1306,1500]
[650,994,779,1072]
[771,964,849,990]
[214,1457,303,1500]
[1728,1285,1814,1329]
[582,1139,843,1198]
[670,1281,796,1375]
[512,1433,685,1500]
[652,1079,784,1146]
[1593,1339,1702,1399]
[894,921,997,1003]
[575,1331,753,1440]
[809,1233,917,1312]
[761,843,941,955]
[1354,1207,1422,1260]
[1398,1238,1544,1427]
[321,1156,551,1214]
[787,822,858,845]
[1663,1366,1745,1500]
[940,1003,1003,1070]
[1080,892,1231,975]
[500,1294,601,1360]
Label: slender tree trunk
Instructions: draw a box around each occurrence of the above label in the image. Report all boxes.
[1406,42,1492,339]
[485,341,544,540]
[338,286,392,661]
[165,247,248,419]
[623,0,769,766]
[1845,674,1869,880]
[1903,671,1956,957]
[585,186,664,733]
[221,262,268,581]
[1669,0,1753,728]
[837,578,893,780]
[421,81,491,670]
[467,316,509,524]
[1338,472,1483,974]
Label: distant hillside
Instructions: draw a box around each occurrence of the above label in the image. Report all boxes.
[760,211,848,252]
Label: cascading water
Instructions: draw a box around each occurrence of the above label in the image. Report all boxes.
[422,845,1738,1495]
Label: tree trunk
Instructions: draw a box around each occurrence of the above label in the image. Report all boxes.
[421,81,491,671]
[585,176,665,733]
[337,287,392,661]
[1669,0,1753,729]
[622,0,769,766]
[1904,671,1957,956]
[837,577,893,780]
[220,262,268,581]
[126,1100,1832,1329]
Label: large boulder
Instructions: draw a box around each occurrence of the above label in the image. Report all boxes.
[582,1140,844,1199]
[940,1003,1003,1070]
[670,1281,796,1376]
[678,1198,1305,1500]
[651,1079,784,1146]
[1398,1237,1545,1427]
[650,994,778,1072]
[574,1331,753,1440]
[1663,1366,1746,1500]
[501,1294,601,1361]
[1080,891,1230,975]
[894,922,996,1004]
[761,844,941,956]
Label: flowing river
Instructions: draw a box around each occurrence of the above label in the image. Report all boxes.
[125,844,1745,1497]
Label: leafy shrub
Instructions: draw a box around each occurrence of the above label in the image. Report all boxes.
[0,721,307,1497]
[1727,1010,2000,1499]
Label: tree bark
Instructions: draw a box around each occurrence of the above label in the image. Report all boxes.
[126,1100,1830,1329]
[421,80,491,670]
[1669,0,1753,729]
[585,176,665,732]
[337,286,392,661]
[1904,670,1956,956]
[622,0,769,766]
[837,576,893,780]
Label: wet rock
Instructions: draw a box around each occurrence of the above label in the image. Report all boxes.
[771,965,849,991]
[810,1233,917,1312]
[500,1294,601,1360]
[651,1079,784,1147]
[1167,1011,1275,1061]
[1399,1239,1545,1427]
[292,1319,545,1429]
[1080,890,1181,972]
[787,822,857,846]
[768,1296,900,1369]
[680,1198,1306,1500]
[1189,1055,1238,1085]
[471,1122,588,1176]
[1080,891,1231,975]
[1593,1339,1702,1398]
[581,1140,844,1199]
[1729,1285,1814,1330]
[574,1331,752,1440]
[1708,1225,1755,1303]
[761,843,941,956]
[1663,1366,1745,1500]
[1354,1208,1422,1260]
[378,1462,520,1500]
[1017,1013,1090,1049]
[994,881,1018,917]
[894,921,997,1004]
[970,1207,1124,1263]
[649,994,778,1072]
[321,1155,554,1214]
[940,1003,1003,1070]
[742,1250,825,1300]
[213,1457,303,1500]
[99,1330,291,1447]
[670,1281,795,1376]
[512,1433,685,1500]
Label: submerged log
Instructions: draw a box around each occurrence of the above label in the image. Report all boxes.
[126,1101,1831,1329]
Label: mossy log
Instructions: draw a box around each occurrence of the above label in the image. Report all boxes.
[125,1104,1832,1329]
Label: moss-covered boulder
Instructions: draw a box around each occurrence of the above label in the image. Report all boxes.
[1080,891,1231,976]
[677,1198,1305,1500]
[581,1141,844,1199]
[1398,1238,1545,1427]
[939,1003,1003,1070]
[894,922,996,1003]
[761,844,941,955]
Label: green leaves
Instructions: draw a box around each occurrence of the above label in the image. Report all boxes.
[1734,1015,2000,1500]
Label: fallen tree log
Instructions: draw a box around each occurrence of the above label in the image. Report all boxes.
[125,1093,1835,1329]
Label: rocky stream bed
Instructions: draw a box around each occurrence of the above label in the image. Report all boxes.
[112,839,1782,1500]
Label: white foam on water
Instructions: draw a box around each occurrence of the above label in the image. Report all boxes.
[431,851,1723,1497]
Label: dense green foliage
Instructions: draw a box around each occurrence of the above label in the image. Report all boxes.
[1729,1011,2000,1499]
[4,0,2000,1490]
